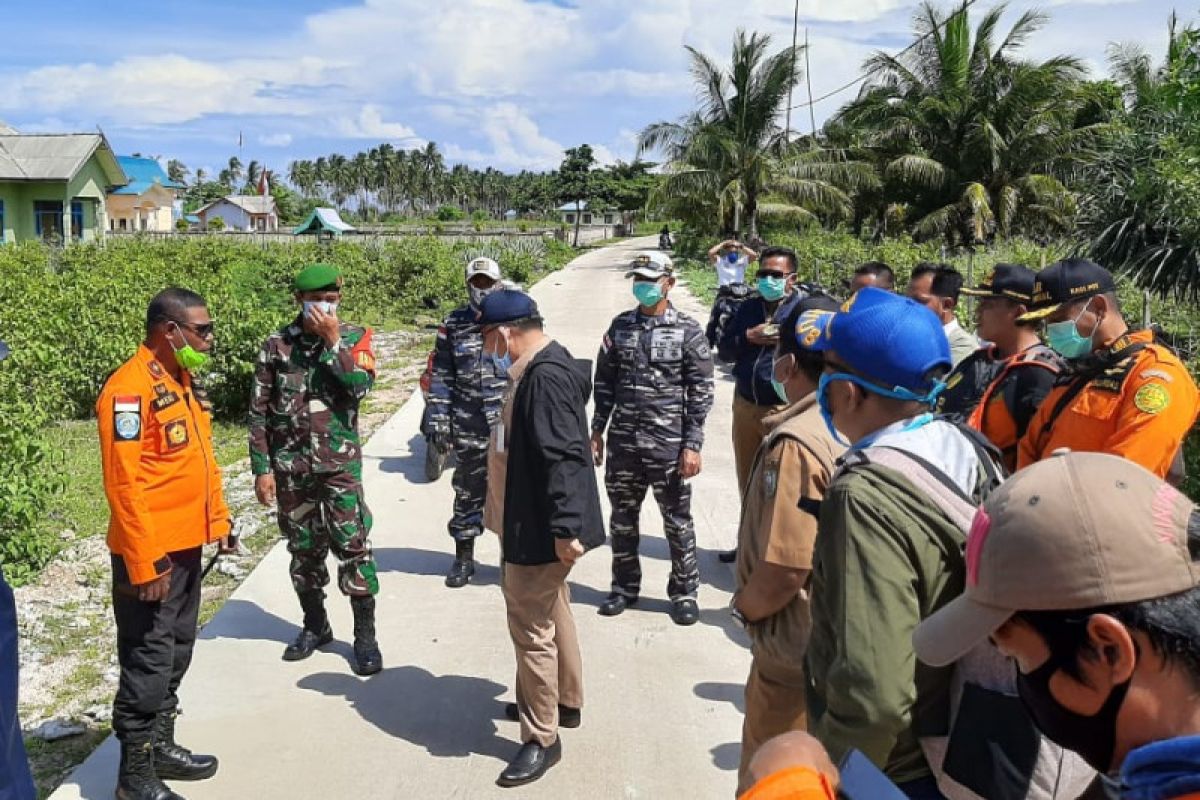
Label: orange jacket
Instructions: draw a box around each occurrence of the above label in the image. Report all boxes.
[1018,330,1199,479]
[97,345,231,584]
[739,767,836,800]
[968,345,1062,472]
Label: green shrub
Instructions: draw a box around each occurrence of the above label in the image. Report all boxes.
[434,205,464,222]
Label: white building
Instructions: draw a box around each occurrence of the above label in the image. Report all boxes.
[195,195,279,232]
[557,200,618,227]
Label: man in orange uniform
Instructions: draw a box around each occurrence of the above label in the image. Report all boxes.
[1017,258,1199,481]
[98,288,233,800]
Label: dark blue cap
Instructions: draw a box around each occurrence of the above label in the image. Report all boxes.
[478,289,541,326]
[796,287,951,394]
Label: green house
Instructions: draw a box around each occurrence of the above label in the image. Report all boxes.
[0,133,127,243]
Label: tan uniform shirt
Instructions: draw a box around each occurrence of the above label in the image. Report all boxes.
[736,395,844,676]
[484,336,551,535]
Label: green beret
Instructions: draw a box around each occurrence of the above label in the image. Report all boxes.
[294,263,342,292]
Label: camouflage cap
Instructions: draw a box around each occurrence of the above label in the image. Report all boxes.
[295,263,343,292]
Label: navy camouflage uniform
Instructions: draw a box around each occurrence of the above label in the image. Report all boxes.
[427,306,507,541]
[593,306,715,601]
[706,282,754,349]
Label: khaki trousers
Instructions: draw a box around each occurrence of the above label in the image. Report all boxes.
[502,560,584,747]
[732,394,785,496]
[737,657,809,795]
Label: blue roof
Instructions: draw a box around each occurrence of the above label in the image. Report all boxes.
[111,156,184,195]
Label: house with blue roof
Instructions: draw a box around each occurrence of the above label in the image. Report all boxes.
[106,156,184,232]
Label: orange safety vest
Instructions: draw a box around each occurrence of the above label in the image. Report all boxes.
[739,767,836,800]
[1018,330,1200,480]
[967,345,1062,472]
[97,345,230,584]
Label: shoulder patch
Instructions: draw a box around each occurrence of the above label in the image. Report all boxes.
[1134,383,1170,415]
[147,360,165,379]
[113,395,141,441]
[163,419,190,450]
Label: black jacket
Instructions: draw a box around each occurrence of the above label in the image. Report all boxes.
[718,292,804,406]
[503,340,606,566]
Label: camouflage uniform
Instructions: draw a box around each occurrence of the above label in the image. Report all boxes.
[248,319,378,597]
[593,305,715,601]
[706,282,754,350]
[427,306,507,540]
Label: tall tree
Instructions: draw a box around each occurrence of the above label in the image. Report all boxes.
[556,145,596,246]
[166,159,189,186]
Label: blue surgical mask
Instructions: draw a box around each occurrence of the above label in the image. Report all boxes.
[303,301,337,316]
[758,276,787,302]
[1046,301,1095,360]
[726,251,740,264]
[489,329,513,372]
[632,281,664,308]
[816,372,946,447]
[771,378,790,405]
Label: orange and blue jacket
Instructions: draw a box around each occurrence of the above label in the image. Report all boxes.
[97,345,230,585]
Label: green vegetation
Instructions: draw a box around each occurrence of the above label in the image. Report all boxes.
[0,235,575,581]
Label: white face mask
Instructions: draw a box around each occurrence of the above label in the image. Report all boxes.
[303,301,337,315]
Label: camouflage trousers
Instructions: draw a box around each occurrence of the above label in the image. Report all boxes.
[449,428,490,541]
[605,447,699,602]
[276,470,378,597]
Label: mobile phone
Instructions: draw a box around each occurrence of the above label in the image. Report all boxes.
[837,749,908,800]
[761,324,780,338]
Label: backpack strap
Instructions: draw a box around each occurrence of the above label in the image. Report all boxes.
[1035,340,1147,451]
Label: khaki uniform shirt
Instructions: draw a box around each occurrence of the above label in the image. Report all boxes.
[484,337,551,535]
[736,396,844,677]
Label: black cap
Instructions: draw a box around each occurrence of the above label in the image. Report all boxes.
[960,263,1037,303]
[1020,258,1116,321]
[478,289,541,326]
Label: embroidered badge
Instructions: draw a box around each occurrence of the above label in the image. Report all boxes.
[113,396,141,441]
[1135,383,1170,415]
[164,420,190,450]
[151,388,181,413]
[147,360,165,379]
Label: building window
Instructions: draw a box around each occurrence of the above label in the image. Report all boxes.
[119,218,128,231]
[71,201,84,240]
[34,201,64,241]
[604,214,615,224]
[565,213,576,224]
[582,213,593,225]
[0,200,5,243]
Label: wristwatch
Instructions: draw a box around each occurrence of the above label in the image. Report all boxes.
[729,596,748,630]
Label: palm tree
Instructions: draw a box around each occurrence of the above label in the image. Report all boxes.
[638,30,802,238]
[166,159,189,186]
[226,157,244,190]
[832,2,1096,244]
[246,160,263,193]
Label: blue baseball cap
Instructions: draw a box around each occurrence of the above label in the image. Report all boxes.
[478,289,541,326]
[795,287,950,394]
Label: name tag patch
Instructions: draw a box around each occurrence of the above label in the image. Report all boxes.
[650,328,684,362]
[151,384,181,413]
[113,396,141,441]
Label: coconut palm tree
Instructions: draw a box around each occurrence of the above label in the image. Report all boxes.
[832,2,1097,244]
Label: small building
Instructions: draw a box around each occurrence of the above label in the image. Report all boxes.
[106,156,184,232]
[195,195,279,232]
[557,200,619,227]
[0,132,127,243]
[293,207,356,237]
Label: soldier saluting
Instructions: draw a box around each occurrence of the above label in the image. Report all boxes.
[248,263,382,676]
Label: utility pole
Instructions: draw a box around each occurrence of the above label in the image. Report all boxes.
[785,0,799,142]
[805,28,817,137]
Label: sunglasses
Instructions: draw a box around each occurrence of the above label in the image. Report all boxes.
[172,320,215,337]
[756,270,791,280]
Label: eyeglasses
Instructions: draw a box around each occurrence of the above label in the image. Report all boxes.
[171,320,215,338]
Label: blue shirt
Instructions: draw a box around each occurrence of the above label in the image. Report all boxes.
[1122,735,1200,800]
[718,292,803,406]
[0,568,34,800]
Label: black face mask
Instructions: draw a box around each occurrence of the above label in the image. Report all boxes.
[1016,657,1132,774]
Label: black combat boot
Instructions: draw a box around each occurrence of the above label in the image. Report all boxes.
[152,709,218,781]
[350,595,383,676]
[445,538,476,588]
[116,740,184,800]
[282,589,333,661]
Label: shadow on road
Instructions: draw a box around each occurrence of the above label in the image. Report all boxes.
[198,598,296,645]
[695,680,746,714]
[297,667,514,763]
[374,546,501,587]
[711,742,741,772]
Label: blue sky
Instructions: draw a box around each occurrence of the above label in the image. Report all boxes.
[0,0,1180,180]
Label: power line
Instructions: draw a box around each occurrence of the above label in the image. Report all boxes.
[788,0,983,112]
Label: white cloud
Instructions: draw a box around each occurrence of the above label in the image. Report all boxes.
[334,105,425,143]
[259,132,293,147]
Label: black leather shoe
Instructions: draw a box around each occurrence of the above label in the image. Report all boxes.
[496,739,562,788]
[504,702,581,729]
[116,741,184,800]
[445,538,476,588]
[153,711,217,781]
[717,548,738,564]
[597,594,637,617]
[670,598,700,626]
[282,622,333,661]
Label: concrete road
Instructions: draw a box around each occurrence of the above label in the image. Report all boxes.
[52,236,750,800]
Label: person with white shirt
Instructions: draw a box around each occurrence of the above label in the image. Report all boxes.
[906,263,978,367]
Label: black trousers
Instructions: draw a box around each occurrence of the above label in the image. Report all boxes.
[111,546,202,743]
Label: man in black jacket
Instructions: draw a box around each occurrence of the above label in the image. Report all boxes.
[479,289,605,788]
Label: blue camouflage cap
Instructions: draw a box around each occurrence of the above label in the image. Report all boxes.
[794,287,950,395]
[478,288,541,326]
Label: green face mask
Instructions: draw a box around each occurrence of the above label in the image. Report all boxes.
[170,328,211,372]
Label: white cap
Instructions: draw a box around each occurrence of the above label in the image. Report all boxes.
[466,257,501,282]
